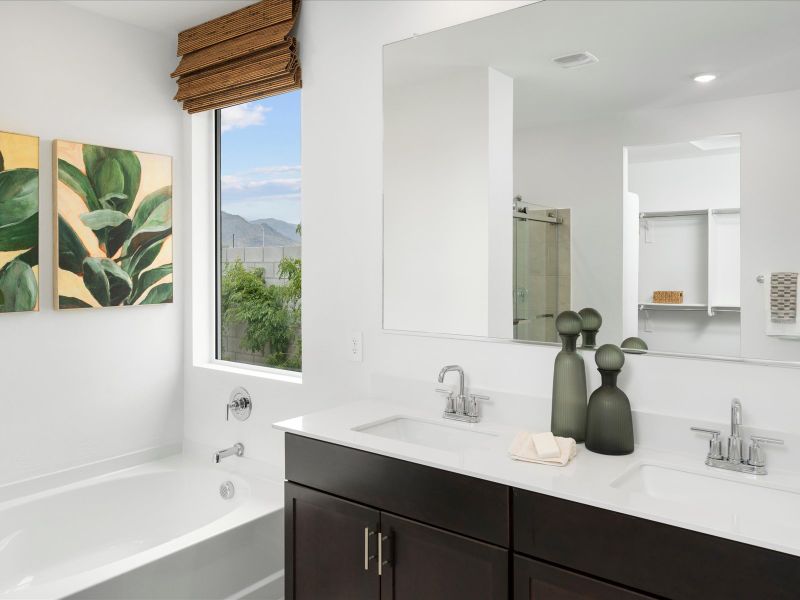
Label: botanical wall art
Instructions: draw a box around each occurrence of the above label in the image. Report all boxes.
[54,140,172,309]
[0,131,39,313]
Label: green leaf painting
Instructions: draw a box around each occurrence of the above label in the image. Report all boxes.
[0,132,39,313]
[55,140,172,309]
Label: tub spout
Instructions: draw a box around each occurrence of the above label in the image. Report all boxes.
[214,443,244,464]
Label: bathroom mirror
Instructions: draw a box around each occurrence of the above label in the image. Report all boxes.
[382,0,800,364]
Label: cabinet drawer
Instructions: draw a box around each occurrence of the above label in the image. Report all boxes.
[286,433,510,546]
[514,554,653,599]
[513,488,800,599]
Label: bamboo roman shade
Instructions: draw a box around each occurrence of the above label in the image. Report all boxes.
[172,0,301,113]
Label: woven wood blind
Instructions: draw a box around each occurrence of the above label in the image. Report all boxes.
[172,0,301,113]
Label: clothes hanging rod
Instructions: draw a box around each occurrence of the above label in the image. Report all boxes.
[639,209,708,219]
[639,207,740,219]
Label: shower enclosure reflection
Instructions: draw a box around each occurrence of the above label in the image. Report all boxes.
[513,198,571,343]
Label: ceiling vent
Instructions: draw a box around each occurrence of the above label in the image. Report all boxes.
[552,51,599,69]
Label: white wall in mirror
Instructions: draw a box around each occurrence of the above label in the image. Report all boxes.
[384,66,513,337]
[383,0,800,364]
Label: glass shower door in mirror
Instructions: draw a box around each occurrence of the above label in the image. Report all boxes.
[513,200,571,343]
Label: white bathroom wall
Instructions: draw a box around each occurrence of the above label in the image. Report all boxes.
[487,68,514,340]
[630,152,740,212]
[383,66,513,337]
[384,69,491,336]
[0,1,184,485]
[184,0,800,474]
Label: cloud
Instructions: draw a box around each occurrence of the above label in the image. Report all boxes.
[220,104,272,132]
[221,165,302,194]
[250,165,301,175]
[222,175,301,193]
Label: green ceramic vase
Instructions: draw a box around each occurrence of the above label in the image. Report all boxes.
[585,344,634,455]
[579,307,602,348]
[551,311,587,442]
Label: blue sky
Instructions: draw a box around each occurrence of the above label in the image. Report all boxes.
[220,91,301,224]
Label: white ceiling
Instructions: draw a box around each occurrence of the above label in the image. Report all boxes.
[628,137,740,164]
[384,1,800,129]
[64,0,255,35]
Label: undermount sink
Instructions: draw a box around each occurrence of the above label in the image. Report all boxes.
[353,416,499,452]
[612,463,800,529]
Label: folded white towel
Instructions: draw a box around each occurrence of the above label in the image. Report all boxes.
[508,432,577,467]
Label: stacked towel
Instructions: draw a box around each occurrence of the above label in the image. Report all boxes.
[508,431,577,466]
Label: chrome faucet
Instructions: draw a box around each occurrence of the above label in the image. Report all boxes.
[728,398,743,464]
[691,399,783,475]
[214,442,244,464]
[436,365,488,423]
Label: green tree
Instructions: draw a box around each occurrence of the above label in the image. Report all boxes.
[221,258,301,370]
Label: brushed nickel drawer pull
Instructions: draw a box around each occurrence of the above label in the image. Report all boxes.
[364,528,375,570]
[378,533,389,575]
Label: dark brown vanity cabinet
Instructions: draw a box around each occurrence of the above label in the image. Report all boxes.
[285,433,800,600]
[285,434,509,600]
[285,483,508,600]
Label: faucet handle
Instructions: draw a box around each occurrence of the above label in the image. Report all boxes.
[467,394,489,419]
[691,427,724,460]
[436,387,455,413]
[747,435,784,468]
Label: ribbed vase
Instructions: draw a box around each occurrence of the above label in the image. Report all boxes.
[585,344,634,455]
[551,311,587,442]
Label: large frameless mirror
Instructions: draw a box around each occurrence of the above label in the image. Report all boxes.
[382,0,800,364]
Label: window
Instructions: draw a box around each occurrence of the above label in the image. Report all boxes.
[215,91,302,372]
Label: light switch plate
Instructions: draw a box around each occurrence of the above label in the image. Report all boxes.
[349,331,363,362]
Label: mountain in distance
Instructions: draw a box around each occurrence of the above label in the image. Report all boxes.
[252,218,300,242]
[220,211,300,247]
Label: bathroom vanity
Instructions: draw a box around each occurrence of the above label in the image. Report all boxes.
[277,403,800,600]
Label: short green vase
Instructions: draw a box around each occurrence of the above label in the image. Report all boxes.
[551,311,587,442]
[585,344,634,455]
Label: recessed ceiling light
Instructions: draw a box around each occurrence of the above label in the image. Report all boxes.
[693,73,717,83]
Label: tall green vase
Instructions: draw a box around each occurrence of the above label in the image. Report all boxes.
[551,311,587,442]
[585,344,634,455]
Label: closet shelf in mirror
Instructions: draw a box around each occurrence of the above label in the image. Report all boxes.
[638,303,741,315]
[639,303,707,311]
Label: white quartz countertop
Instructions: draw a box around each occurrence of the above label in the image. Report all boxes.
[274,401,800,558]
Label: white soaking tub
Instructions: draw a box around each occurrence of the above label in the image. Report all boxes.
[0,454,284,600]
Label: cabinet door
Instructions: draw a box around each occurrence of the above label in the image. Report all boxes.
[513,554,653,600]
[379,512,508,600]
[285,482,380,600]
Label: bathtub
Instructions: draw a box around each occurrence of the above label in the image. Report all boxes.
[0,454,284,599]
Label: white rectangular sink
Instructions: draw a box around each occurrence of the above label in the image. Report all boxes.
[353,416,499,452]
[612,463,800,532]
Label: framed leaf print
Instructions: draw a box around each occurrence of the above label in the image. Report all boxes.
[54,140,173,309]
[0,131,39,313]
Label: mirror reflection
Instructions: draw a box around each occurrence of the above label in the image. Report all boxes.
[383,0,800,363]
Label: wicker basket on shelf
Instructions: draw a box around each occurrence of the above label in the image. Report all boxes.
[652,290,684,304]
